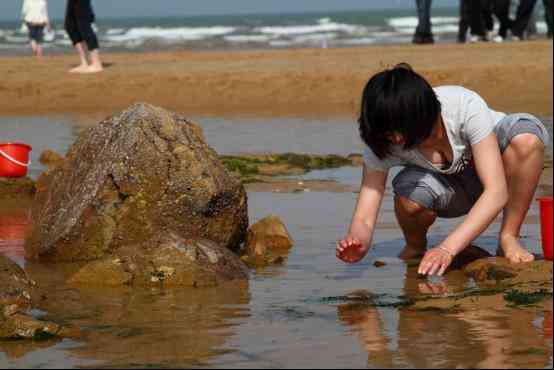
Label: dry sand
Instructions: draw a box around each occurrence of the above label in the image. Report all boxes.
[0,41,552,118]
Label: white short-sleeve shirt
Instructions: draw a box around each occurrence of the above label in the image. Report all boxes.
[363,86,506,175]
[22,0,49,24]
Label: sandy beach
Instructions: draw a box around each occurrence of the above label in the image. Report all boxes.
[1,40,552,118]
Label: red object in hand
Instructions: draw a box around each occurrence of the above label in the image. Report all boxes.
[337,242,366,264]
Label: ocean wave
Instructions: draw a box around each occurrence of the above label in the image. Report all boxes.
[223,35,274,43]
[104,26,236,43]
[255,22,364,36]
[387,16,459,29]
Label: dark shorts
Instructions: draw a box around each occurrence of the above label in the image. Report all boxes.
[393,114,550,218]
[64,0,99,50]
[27,23,45,44]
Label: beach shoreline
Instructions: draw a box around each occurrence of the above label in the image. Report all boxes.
[1,40,552,118]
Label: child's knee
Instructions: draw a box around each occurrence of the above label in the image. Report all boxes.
[509,133,545,159]
[395,195,431,217]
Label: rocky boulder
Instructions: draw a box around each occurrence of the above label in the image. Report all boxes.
[241,215,293,267]
[0,177,35,201]
[25,103,249,262]
[0,255,61,339]
[68,233,249,287]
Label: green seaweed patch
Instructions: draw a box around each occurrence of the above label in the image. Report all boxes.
[219,153,353,179]
[503,289,553,306]
[220,157,260,176]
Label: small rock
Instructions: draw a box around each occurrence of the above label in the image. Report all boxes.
[373,260,387,268]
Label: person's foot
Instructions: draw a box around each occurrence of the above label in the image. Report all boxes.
[412,35,434,45]
[497,235,535,263]
[398,245,426,260]
[81,64,104,74]
[69,64,89,73]
[492,35,505,43]
[469,35,488,43]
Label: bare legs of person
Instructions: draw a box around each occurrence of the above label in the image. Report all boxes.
[394,133,545,264]
[497,133,545,263]
[69,42,103,73]
[395,196,437,260]
[30,40,43,58]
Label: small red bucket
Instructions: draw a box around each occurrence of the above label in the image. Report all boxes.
[538,196,553,261]
[0,143,32,178]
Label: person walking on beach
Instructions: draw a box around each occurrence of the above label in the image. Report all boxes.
[21,0,50,57]
[413,0,434,44]
[337,63,549,276]
[512,0,553,39]
[64,0,103,73]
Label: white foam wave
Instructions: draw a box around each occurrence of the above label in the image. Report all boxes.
[335,37,376,45]
[255,22,363,36]
[105,26,236,43]
[224,35,273,43]
[387,16,459,29]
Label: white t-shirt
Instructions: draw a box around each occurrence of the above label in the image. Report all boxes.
[363,85,507,175]
[22,0,49,24]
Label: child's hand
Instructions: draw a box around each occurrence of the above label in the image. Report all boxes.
[417,245,454,276]
[336,236,369,264]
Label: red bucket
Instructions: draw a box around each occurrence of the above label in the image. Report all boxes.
[0,143,32,178]
[538,196,553,261]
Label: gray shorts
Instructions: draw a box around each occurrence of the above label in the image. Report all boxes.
[392,114,550,218]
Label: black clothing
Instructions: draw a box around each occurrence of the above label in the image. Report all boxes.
[64,0,99,50]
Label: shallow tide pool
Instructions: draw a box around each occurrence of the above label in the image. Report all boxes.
[0,115,552,368]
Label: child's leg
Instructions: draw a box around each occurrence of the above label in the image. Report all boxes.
[498,133,545,262]
[395,196,437,259]
[393,166,482,260]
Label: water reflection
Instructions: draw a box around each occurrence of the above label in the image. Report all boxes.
[337,266,553,369]
[25,262,252,368]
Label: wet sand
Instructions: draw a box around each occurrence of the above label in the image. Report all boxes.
[0,41,552,118]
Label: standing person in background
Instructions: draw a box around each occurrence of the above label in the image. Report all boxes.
[543,0,553,38]
[468,0,488,42]
[65,0,103,73]
[511,0,552,39]
[491,0,513,42]
[458,0,472,42]
[22,0,50,58]
[413,0,434,44]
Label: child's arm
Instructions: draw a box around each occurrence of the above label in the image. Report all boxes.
[418,132,508,276]
[337,165,387,263]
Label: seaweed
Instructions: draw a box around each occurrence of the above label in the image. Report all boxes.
[503,289,553,306]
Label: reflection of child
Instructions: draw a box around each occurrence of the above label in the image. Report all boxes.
[64,0,103,73]
[22,0,51,57]
[337,63,549,276]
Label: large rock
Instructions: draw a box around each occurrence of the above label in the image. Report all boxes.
[0,255,61,339]
[68,233,249,287]
[25,103,249,262]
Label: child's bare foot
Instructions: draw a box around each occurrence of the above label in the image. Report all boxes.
[398,245,426,260]
[69,64,89,73]
[497,235,535,263]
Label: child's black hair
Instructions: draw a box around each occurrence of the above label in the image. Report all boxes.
[358,63,441,159]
